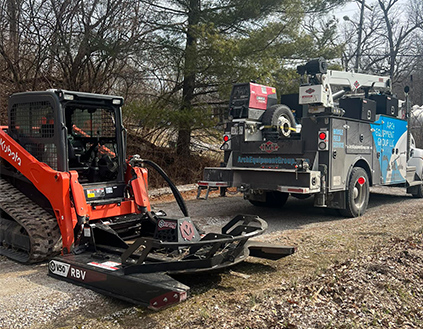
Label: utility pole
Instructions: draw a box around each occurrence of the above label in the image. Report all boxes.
[355,0,366,73]
[405,86,411,161]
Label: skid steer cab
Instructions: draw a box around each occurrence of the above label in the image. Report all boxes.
[200,58,423,216]
[0,89,295,309]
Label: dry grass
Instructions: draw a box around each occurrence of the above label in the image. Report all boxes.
[117,197,423,329]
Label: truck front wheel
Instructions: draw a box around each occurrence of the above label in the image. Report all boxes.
[340,167,370,217]
[411,184,423,198]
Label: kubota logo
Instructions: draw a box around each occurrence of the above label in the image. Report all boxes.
[305,88,315,94]
[0,138,21,166]
[260,141,280,153]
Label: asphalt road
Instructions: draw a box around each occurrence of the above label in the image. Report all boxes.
[152,186,416,234]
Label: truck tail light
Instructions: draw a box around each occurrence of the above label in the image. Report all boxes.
[318,130,329,151]
[221,134,231,150]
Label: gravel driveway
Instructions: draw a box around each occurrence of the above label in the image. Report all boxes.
[0,186,421,328]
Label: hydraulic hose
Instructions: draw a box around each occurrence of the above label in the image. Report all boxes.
[139,159,189,218]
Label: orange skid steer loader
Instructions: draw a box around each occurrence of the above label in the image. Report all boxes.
[0,90,295,310]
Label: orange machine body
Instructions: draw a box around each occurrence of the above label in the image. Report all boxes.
[0,126,150,253]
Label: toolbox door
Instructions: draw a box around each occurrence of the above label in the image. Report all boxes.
[329,119,347,190]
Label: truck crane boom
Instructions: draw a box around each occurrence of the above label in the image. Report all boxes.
[298,58,391,108]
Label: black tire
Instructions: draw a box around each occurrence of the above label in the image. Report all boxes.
[248,200,266,207]
[411,184,423,198]
[340,167,370,217]
[262,104,296,138]
[248,191,289,208]
[291,193,311,200]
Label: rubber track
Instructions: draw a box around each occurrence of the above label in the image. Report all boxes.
[0,178,62,263]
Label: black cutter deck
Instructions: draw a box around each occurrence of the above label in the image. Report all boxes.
[48,253,189,310]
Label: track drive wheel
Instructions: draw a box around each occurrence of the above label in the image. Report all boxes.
[0,179,62,263]
[340,167,370,217]
[248,191,289,208]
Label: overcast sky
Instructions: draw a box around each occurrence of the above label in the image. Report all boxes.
[333,1,362,21]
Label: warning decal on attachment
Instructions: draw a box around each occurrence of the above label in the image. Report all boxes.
[88,261,121,271]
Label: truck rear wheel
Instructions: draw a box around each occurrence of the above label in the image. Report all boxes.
[248,191,289,208]
[340,167,369,217]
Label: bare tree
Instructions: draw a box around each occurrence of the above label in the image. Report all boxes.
[48,0,157,94]
[0,0,155,95]
[0,0,51,91]
[341,0,423,85]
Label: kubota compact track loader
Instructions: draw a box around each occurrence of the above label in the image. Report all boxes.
[0,90,295,309]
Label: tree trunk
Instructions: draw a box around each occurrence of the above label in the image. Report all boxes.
[378,0,396,81]
[6,0,21,89]
[176,0,200,157]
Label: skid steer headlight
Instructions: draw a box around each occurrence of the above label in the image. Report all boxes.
[63,94,74,101]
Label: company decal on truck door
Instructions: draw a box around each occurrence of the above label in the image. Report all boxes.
[371,116,407,184]
[332,128,345,149]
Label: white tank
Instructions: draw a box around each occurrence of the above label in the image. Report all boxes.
[411,106,423,128]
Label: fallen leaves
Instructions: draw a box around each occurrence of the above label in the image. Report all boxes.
[156,229,423,329]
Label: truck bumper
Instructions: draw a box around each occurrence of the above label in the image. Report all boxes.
[202,167,321,194]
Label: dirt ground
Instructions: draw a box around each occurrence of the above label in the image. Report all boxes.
[0,188,422,329]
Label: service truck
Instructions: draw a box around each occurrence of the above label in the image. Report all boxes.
[199,58,423,217]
